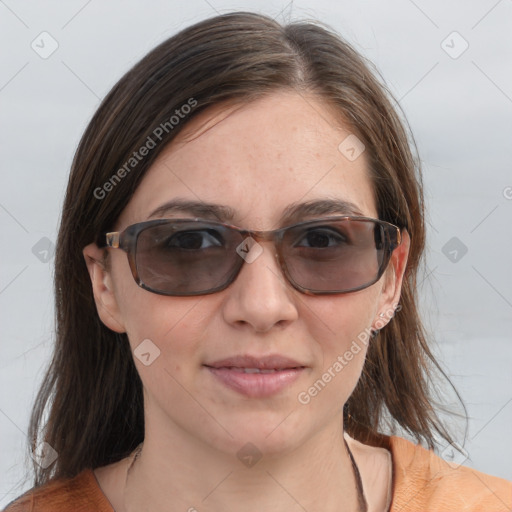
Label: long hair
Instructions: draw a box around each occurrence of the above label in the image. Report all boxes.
[27,11,463,486]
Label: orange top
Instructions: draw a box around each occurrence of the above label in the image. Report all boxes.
[4,436,511,511]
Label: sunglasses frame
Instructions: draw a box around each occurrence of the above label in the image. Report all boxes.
[98,216,402,296]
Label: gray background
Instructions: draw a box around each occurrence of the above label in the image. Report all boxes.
[1,0,511,506]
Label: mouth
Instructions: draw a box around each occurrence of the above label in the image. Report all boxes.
[203,354,307,398]
[212,367,303,374]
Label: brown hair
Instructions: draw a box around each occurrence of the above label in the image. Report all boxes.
[26,11,463,487]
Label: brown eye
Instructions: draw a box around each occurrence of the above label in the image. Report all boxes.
[295,228,348,248]
[161,229,224,250]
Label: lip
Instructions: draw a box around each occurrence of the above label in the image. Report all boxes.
[205,354,303,370]
[204,354,306,398]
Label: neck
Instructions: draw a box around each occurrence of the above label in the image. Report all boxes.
[122,417,366,512]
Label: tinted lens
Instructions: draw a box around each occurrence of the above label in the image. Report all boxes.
[134,221,243,295]
[281,219,390,293]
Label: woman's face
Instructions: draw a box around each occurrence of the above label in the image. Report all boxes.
[85,90,409,458]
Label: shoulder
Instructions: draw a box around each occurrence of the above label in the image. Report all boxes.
[2,470,113,512]
[385,435,512,512]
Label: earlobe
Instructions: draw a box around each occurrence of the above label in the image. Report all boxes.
[82,243,126,333]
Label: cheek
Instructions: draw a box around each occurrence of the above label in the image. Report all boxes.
[120,294,206,355]
[307,290,378,347]
[109,251,201,349]
[301,290,379,395]
[117,293,210,418]
[115,281,222,392]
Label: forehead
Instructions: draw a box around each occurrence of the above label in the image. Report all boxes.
[118,91,377,229]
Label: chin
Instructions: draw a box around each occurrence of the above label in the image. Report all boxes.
[204,408,311,459]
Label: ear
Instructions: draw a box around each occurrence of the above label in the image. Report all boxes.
[373,229,411,330]
[82,243,126,333]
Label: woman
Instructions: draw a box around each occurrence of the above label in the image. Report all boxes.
[5,11,511,512]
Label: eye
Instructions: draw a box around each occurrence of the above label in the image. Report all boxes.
[162,229,224,250]
[295,227,348,248]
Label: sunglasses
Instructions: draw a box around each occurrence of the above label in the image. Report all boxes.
[98,216,402,296]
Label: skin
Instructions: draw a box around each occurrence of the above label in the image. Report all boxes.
[84,90,410,512]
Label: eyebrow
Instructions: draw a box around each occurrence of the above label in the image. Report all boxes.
[281,198,365,224]
[148,199,236,222]
[147,198,365,225]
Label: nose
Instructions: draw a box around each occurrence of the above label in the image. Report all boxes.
[221,240,299,333]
